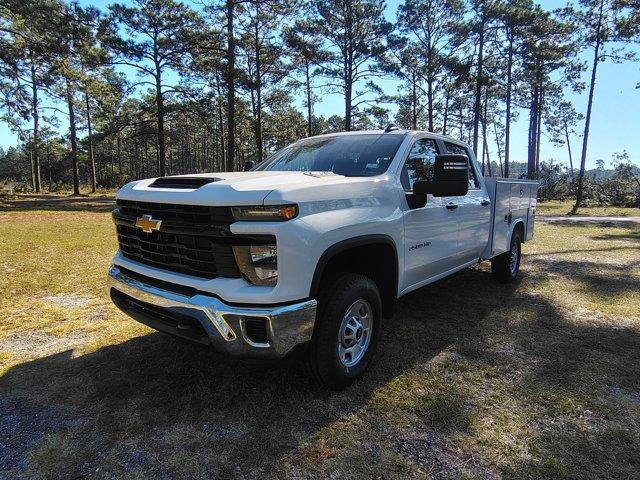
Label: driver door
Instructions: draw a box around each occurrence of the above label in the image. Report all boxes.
[401,137,461,290]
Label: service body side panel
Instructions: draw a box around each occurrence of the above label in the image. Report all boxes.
[483,178,538,259]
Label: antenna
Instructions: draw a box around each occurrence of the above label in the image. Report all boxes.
[384,124,399,133]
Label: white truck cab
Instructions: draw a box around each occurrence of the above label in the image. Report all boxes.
[108,129,538,388]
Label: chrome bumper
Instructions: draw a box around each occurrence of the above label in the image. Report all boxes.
[108,265,317,358]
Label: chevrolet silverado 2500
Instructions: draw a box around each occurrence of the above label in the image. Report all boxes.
[108,129,538,388]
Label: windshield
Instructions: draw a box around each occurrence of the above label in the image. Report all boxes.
[253,133,406,177]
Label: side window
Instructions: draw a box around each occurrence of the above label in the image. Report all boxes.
[401,138,438,191]
[444,141,479,189]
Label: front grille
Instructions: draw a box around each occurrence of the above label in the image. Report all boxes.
[116,199,234,227]
[116,224,240,278]
[113,200,273,279]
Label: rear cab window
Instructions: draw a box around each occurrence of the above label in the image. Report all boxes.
[444,141,479,189]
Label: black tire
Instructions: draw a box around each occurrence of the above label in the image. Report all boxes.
[491,230,522,283]
[305,273,382,390]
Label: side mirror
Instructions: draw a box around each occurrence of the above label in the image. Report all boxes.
[244,161,254,172]
[413,154,469,197]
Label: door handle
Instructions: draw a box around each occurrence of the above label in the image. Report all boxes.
[446,202,458,210]
[481,199,490,206]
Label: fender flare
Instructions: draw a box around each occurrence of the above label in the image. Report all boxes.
[309,234,399,302]
[510,220,526,243]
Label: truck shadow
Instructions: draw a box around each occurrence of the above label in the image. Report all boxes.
[1,263,639,478]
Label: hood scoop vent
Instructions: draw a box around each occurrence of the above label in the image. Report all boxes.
[149,176,222,189]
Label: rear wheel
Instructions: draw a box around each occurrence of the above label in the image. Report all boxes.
[306,273,381,389]
[491,231,521,283]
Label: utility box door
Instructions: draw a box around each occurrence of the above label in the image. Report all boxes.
[491,181,512,256]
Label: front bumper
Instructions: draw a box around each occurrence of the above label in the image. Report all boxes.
[108,265,317,358]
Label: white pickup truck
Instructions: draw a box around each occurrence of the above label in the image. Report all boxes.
[108,129,538,388]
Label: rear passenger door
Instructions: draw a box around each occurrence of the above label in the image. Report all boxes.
[441,141,491,263]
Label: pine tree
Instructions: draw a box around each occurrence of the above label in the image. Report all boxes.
[310,0,392,131]
[569,0,635,212]
[102,0,204,177]
[283,19,327,137]
[396,0,464,132]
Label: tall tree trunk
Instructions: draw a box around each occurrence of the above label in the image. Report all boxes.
[484,135,493,177]
[305,59,313,136]
[564,121,574,179]
[169,128,174,173]
[504,36,513,179]
[218,98,226,170]
[481,87,489,176]
[344,0,353,131]
[225,0,236,171]
[411,70,417,130]
[472,7,485,156]
[30,57,42,192]
[427,77,434,132]
[535,85,544,178]
[442,88,449,135]
[154,63,166,177]
[527,69,539,179]
[344,70,352,131]
[254,17,263,163]
[66,79,80,196]
[29,149,35,191]
[84,90,97,192]
[493,123,504,177]
[117,133,122,175]
[574,0,604,213]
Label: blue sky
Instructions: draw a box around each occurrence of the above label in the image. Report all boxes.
[1,0,638,170]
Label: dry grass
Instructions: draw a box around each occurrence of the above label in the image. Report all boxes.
[537,199,640,217]
[1,197,639,479]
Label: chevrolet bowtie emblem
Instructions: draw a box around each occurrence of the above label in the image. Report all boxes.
[135,214,162,233]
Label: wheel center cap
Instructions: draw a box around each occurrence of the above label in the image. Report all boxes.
[356,327,363,340]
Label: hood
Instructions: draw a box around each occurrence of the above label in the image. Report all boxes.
[116,171,379,206]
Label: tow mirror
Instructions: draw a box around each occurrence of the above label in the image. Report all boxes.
[244,161,254,171]
[413,154,469,197]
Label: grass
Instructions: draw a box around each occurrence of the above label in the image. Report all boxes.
[537,199,640,217]
[1,196,639,479]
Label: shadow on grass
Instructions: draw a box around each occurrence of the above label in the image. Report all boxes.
[1,264,639,479]
[540,217,640,227]
[590,231,640,242]
[0,194,115,213]
[531,256,639,301]
[0,268,510,478]
[497,296,640,479]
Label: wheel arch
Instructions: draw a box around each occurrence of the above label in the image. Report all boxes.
[511,220,526,243]
[310,235,399,318]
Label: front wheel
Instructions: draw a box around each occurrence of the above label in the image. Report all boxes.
[491,231,522,283]
[305,273,381,389]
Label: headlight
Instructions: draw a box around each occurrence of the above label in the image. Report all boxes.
[231,205,298,221]
[232,244,278,286]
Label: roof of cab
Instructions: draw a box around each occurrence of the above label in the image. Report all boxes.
[309,129,469,147]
